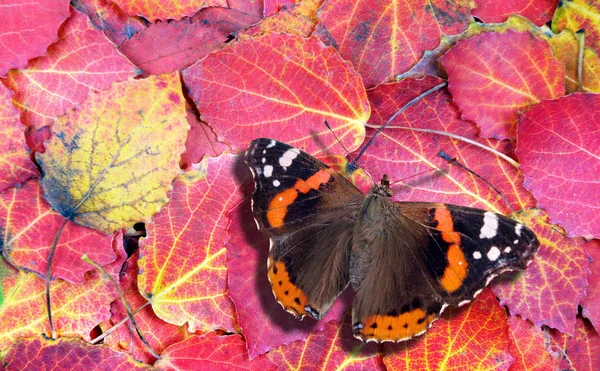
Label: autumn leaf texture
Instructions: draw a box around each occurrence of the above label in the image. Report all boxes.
[1,1,599,370]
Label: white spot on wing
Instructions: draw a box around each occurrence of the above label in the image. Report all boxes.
[261,157,266,163]
[266,140,276,148]
[487,246,501,261]
[514,239,519,244]
[473,251,482,259]
[515,223,523,237]
[504,247,512,253]
[480,212,499,239]
[279,148,300,167]
[273,180,280,187]
[263,165,273,178]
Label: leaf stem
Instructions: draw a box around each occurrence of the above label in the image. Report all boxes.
[82,255,160,359]
[90,302,151,345]
[45,218,68,339]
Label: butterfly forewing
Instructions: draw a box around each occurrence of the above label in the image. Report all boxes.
[245,138,363,319]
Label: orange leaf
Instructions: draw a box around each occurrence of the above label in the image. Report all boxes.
[138,154,242,332]
[440,30,565,140]
[0,84,37,192]
[5,8,138,130]
[239,0,322,39]
[0,180,119,283]
[182,33,369,156]
[384,289,513,370]
[507,316,561,371]
[493,209,590,335]
[1,336,152,370]
[0,244,125,349]
[36,73,189,233]
[314,0,473,87]
[111,0,227,21]
[0,0,70,76]
[155,333,277,370]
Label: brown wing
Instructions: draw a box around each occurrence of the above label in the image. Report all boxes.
[246,138,363,319]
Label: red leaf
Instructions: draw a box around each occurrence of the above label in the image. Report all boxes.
[0,180,119,283]
[119,17,230,75]
[226,197,351,359]
[357,77,536,212]
[472,0,558,26]
[180,104,231,170]
[267,312,385,370]
[5,8,138,130]
[155,333,278,370]
[493,209,590,335]
[384,289,514,370]
[314,0,473,87]
[103,257,192,364]
[2,337,152,370]
[581,240,600,332]
[111,0,227,21]
[0,0,70,77]
[182,33,369,156]
[441,31,565,140]
[550,317,600,371]
[138,154,242,333]
[517,93,600,239]
[507,316,561,371]
[0,84,38,192]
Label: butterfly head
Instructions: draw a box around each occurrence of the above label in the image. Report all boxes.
[371,174,393,198]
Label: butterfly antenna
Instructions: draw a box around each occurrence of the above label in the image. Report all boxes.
[325,120,354,160]
[351,82,447,167]
[437,150,514,213]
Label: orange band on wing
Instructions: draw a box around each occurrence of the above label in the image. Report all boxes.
[355,309,437,342]
[268,259,310,318]
[266,169,332,228]
[434,207,468,293]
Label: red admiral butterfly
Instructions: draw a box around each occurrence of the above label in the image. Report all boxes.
[245,138,538,342]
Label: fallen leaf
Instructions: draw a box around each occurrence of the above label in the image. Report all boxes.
[517,93,600,239]
[314,0,473,87]
[267,311,385,370]
[440,30,565,140]
[182,33,369,156]
[138,154,242,333]
[111,0,227,21]
[507,316,561,371]
[493,209,590,335]
[0,243,125,349]
[356,77,536,213]
[239,0,322,39]
[0,180,119,283]
[103,257,192,364]
[581,239,600,332]
[155,333,278,370]
[225,197,351,359]
[0,0,70,77]
[0,84,37,193]
[384,289,514,370]
[1,336,152,370]
[5,8,138,130]
[550,317,600,371]
[552,0,600,54]
[472,0,558,26]
[36,73,189,233]
[71,0,146,46]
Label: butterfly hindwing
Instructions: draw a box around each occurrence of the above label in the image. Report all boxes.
[246,138,363,319]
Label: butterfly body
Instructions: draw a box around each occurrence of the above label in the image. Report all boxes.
[246,138,538,342]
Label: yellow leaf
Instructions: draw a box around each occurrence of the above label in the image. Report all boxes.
[36,73,189,233]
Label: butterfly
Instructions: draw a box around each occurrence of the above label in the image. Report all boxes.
[245,138,538,342]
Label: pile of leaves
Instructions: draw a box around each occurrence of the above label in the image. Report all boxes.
[1,0,599,369]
